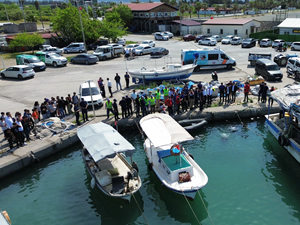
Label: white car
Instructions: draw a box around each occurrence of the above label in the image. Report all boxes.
[259,38,272,47]
[108,43,123,48]
[79,81,103,107]
[291,42,300,51]
[272,39,285,48]
[117,38,126,46]
[134,45,153,55]
[1,65,35,79]
[154,33,169,41]
[43,47,63,55]
[140,40,155,47]
[198,38,217,46]
[124,44,139,53]
[211,35,222,42]
[231,37,243,45]
[162,31,174,38]
[221,35,235,44]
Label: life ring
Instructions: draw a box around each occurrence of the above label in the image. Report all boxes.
[278,134,284,146]
[141,67,146,70]
[2,211,11,224]
[170,144,182,156]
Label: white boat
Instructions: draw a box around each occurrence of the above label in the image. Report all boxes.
[139,114,208,200]
[128,63,196,81]
[0,210,11,225]
[77,122,142,201]
[265,85,300,163]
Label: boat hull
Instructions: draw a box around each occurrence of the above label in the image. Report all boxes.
[265,114,300,163]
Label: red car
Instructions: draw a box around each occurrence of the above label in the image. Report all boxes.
[183,34,195,41]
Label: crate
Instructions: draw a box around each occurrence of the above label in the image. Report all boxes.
[249,79,265,86]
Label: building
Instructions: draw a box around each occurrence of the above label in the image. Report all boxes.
[124,3,179,32]
[172,20,202,36]
[201,18,261,38]
[277,18,300,35]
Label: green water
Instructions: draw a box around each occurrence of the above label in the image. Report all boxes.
[1,119,300,225]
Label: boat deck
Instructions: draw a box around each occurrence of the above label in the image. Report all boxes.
[162,154,191,172]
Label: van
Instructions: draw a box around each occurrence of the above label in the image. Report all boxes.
[35,51,68,67]
[291,42,300,51]
[181,47,236,72]
[287,57,300,73]
[255,58,283,81]
[16,55,46,72]
[78,81,103,106]
[63,42,86,53]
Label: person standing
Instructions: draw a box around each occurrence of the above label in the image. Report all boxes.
[261,83,269,103]
[135,94,141,117]
[33,101,41,121]
[155,89,161,109]
[57,96,65,119]
[124,72,130,88]
[105,99,115,119]
[165,96,173,115]
[207,87,213,106]
[163,86,169,102]
[131,90,137,112]
[258,82,264,102]
[66,94,73,114]
[231,82,238,103]
[74,103,81,125]
[226,84,231,104]
[125,96,133,116]
[21,115,31,142]
[119,97,127,119]
[114,73,122,91]
[199,89,204,111]
[175,94,181,115]
[149,94,156,114]
[16,117,26,146]
[189,88,195,109]
[244,82,250,103]
[80,98,89,122]
[107,78,113,98]
[32,108,39,124]
[112,99,120,120]
[140,96,147,117]
[0,117,7,139]
[40,103,48,120]
[4,129,14,151]
[219,82,225,103]
[72,92,79,110]
[98,78,105,98]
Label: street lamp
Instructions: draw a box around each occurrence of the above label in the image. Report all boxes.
[75,0,87,51]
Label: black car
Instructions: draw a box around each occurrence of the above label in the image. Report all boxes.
[70,54,99,64]
[195,35,210,42]
[150,47,169,57]
[242,38,256,48]
[89,39,109,50]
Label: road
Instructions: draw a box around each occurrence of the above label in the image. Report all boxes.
[0,34,298,114]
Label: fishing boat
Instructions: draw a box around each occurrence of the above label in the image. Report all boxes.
[265,85,300,163]
[128,63,196,81]
[0,210,11,225]
[178,118,208,131]
[139,114,208,200]
[77,122,142,201]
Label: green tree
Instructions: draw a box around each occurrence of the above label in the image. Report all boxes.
[202,3,208,17]
[170,0,177,6]
[109,4,133,24]
[232,3,239,16]
[187,5,194,18]
[9,32,45,53]
[194,2,202,18]
[215,5,220,16]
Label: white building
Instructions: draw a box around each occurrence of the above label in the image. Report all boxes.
[277,18,300,35]
[201,18,261,39]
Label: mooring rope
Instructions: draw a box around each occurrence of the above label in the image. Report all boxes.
[197,190,215,225]
[181,189,201,225]
[235,111,265,138]
[131,192,149,225]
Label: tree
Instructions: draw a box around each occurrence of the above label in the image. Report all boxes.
[179,4,188,36]
[215,5,220,16]
[170,0,177,6]
[202,3,208,17]
[109,4,133,24]
[232,3,239,16]
[194,2,202,18]
[160,0,170,3]
[187,5,194,18]
[9,32,45,53]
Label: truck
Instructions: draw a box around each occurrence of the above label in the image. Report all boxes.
[248,53,272,66]
[16,54,46,72]
[181,46,236,72]
[35,51,68,67]
[93,45,123,60]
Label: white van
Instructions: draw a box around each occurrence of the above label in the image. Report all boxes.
[79,81,103,107]
[181,47,236,72]
[287,57,300,73]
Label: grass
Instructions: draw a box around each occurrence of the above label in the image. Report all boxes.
[126,41,138,45]
[0,51,35,60]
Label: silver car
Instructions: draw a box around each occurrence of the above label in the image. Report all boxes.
[43,47,63,55]
[1,65,35,79]
[134,45,153,55]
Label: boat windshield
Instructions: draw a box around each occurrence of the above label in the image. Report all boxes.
[267,65,280,70]
[82,87,100,96]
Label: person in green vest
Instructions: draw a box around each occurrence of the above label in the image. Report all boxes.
[163,86,169,102]
[105,98,114,119]
[149,91,156,114]
[145,95,150,114]
[155,89,161,109]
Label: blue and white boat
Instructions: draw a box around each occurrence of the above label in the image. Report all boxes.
[128,63,196,81]
[265,85,300,163]
[139,114,208,200]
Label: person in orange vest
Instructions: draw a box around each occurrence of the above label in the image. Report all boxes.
[32,108,39,124]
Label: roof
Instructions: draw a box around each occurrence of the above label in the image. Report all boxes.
[172,20,201,26]
[121,3,177,11]
[77,122,136,162]
[202,18,255,25]
[278,18,300,28]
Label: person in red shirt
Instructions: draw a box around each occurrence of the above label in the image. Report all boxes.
[165,96,173,115]
[32,108,39,124]
[243,82,250,103]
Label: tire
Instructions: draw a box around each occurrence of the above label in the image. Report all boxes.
[53,62,57,67]
[1,73,5,78]
[18,74,23,80]
[278,135,284,146]
[251,61,256,66]
[79,50,83,53]
[148,163,153,171]
[208,43,211,46]
[140,52,143,56]
[284,136,290,146]
[117,53,120,57]
[85,60,89,65]
[194,66,200,72]
[291,47,295,51]
[64,50,68,54]
[71,59,74,64]
[279,58,287,66]
[227,64,232,70]
[132,161,139,173]
[102,56,107,61]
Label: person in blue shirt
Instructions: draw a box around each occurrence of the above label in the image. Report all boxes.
[219,82,225,103]
[74,103,81,125]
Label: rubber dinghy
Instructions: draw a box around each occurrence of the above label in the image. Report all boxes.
[178,118,208,131]
[77,122,142,202]
[139,114,208,200]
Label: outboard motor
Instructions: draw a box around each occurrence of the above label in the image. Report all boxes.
[211,71,218,81]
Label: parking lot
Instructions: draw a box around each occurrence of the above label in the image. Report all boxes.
[0,33,298,114]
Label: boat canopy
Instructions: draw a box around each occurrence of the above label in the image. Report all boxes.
[270,85,300,111]
[139,114,194,147]
[77,122,136,162]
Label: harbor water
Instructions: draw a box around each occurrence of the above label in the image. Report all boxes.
[1,118,300,225]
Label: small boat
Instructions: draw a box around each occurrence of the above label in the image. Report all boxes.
[77,122,142,201]
[128,63,196,81]
[139,114,208,200]
[178,119,207,131]
[265,85,300,163]
[0,210,11,225]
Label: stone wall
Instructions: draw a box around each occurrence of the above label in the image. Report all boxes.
[18,22,37,32]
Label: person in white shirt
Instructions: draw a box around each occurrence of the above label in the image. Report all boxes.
[107,78,113,98]
[5,112,13,129]
[16,118,26,146]
[202,87,207,106]
[207,87,213,106]
[131,89,137,112]
[0,117,7,138]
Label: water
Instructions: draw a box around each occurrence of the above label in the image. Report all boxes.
[1,119,300,225]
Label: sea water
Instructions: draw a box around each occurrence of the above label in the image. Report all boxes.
[1,119,300,225]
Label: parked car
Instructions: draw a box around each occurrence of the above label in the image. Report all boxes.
[183,34,196,41]
[231,37,243,45]
[108,43,123,49]
[35,52,67,67]
[16,55,46,72]
[287,57,300,74]
[140,40,155,47]
[124,44,139,53]
[63,42,86,53]
[70,54,99,64]
[211,35,222,42]
[89,39,109,50]
[0,65,35,80]
[162,31,174,38]
[195,35,210,42]
[150,47,169,57]
[154,33,169,41]
[117,38,126,46]
[134,45,153,55]
[259,38,272,47]
[255,58,283,81]
[221,35,235,44]
[272,39,285,48]
[43,47,63,55]
[242,38,256,48]
[291,42,300,51]
[198,38,217,46]
[79,81,103,107]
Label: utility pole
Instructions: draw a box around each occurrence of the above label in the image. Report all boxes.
[19,0,26,23]
[76,0,86,51]
[4,5,9,22]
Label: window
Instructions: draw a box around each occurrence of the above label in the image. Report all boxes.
[208,54,218,60]
[296,61,300,67]
[234,30,237,35]
[133,13,138,17]
[171,12,177,17]
[145,13,149,17]
[221,54,229,60]
[207,29,210,34]
[220,29,223,34]
[157,12,163,17]
[150,12,156,17]
[164,12,170,16]
[139,13,144,17]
